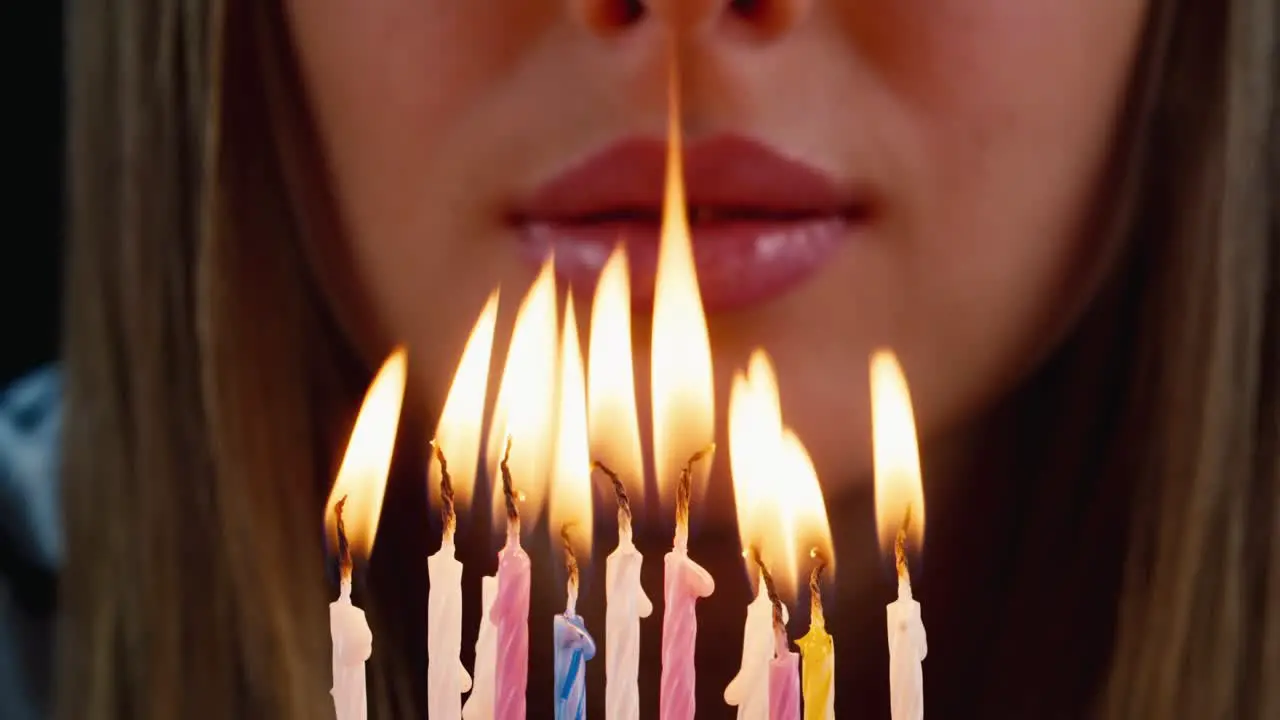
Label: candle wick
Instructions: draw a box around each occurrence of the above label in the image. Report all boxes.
[499,434,519,524]
[750,546,786,652]
[674,443,715,540]
[430,440,457,540]
[895,506,912,585]
[809,554,828,626]
[334,495,353,583]
[591,460,632,532]
[561,524,580,614]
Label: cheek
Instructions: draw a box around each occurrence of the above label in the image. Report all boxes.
[284,0,560,400]
[881,2,1144,392]
[771,1,1146,489]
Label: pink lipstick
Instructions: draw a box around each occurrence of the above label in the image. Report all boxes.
[511,135,872,313]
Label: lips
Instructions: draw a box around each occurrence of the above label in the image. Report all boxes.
[510,135,872,313]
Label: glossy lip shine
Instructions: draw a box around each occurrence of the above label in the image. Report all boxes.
[510,136,872,313]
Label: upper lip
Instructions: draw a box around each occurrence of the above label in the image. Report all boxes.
[513,135,861,224]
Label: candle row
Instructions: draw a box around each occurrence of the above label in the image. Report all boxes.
[325,341,928,720]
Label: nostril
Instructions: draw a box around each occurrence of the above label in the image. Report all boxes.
[583,0,645,30]
[615,0,646,24]
[729,0,764,19]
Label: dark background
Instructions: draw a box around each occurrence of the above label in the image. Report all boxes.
[4,5,64,387]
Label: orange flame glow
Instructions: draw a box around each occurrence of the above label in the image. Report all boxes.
[651,70,715,512]
[324,349,408,559]
[871,350,926,554]
[587,244,644,507]
[429,290,500,512]
[486,259,560,528]
[551,295,594,559]
[728,349,834,598]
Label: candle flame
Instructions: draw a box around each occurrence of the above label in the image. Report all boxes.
[430,290,499,513]
[551,295,594,560]
[587,244,644,510]
[486,259,560,529]
[871,350,926,556]
[324,349,408,560]
[781,428,834,575]
[651,69,714,514]
[729,349,834,598]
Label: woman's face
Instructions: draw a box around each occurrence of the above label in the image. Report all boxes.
[287,0,1146,511]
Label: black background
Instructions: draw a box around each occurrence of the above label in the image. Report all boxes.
[3,5,64,386]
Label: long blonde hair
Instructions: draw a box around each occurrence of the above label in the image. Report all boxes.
[58,0,1277,717]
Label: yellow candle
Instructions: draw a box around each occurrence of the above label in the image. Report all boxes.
[797,562,835,720]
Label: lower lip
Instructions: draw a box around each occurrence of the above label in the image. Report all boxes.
[515,215,855,312]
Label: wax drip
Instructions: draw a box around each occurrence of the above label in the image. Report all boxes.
[430,440,456,540]
[334,495,352,582]
[592,460,632,533]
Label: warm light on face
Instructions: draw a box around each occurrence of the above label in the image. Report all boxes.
[486,258,560,528]
[651,74,715,510]
[587,244,644,506]
[429,291,499,512]
[729,349,834,598]
[551,295,594,559]
[325,348,408,559]
[871,350,926,553]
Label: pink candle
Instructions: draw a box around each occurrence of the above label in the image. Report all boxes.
[769,630,801,720]
[491,527,530,720]
[660,529,715,720]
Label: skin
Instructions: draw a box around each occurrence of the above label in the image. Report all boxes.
[286,0,1148,517]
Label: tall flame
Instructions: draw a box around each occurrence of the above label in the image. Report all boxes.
[551,295,594,559]
[651,67,715,509]
[430,290,500,511]
[486,259,560,528]
[587,244,644,507]
[729,349,834,598]
[871,350,926,554]
[324,348,408,559]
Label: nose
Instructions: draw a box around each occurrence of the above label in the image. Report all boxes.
[574,0,809,39]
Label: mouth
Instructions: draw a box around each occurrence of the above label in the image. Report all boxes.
[509,135,875,313]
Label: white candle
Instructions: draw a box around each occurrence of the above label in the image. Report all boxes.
[725,571,787,719]
[870,350,929,720]
[605,516,653,720]
[428,536,472,720]
[887,573,927,720]
[462,574,498,720]
[330,579,372,720]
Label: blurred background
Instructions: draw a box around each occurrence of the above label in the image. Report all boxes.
[3,4,64,387]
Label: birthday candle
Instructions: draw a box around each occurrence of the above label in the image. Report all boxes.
[796,562,835,720]
[887,530,927,720]
[551,530,596,720]
[595,465,652,720]
[871,351,929,720]
[325,351,406,720]
[492,440,531,720]
[745,550,799,720]
[659,450,716,720]
[768,630,801,720]
[725,572,781,719]
[426,445,472,720]
[330,567,372,720]
[548,296,597,720]
[462,575,498,720]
